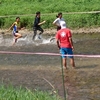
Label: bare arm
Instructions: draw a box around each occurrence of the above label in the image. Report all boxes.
[38,21,46,25]
[52,18,60,27]
[56,40,60,50]
[52,21,60,27]
[53,23,60,27]
[69,37,74,50]
[8,23,15,31]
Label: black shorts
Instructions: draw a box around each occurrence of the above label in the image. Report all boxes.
[57,26,61,31]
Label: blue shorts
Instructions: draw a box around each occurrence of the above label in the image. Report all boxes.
[60,48,73,58]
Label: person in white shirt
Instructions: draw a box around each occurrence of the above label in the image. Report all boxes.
[53,12,67,31]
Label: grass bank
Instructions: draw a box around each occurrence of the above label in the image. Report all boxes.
[0,0,100,29]
[0,85,61,100]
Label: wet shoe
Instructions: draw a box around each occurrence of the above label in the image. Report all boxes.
[38,35,42,39]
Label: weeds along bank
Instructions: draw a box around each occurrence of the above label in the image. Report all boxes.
[0,85,61,100]
[0,0,100,29]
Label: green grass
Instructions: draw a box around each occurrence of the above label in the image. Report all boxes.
[0,84,61,100]
[0,0,100,28]
[0,0,100,15]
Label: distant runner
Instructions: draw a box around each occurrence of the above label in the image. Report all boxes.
[33,11,46,40]
[50,12,67,42]
[7,17,25,45]
[53,12,67,31]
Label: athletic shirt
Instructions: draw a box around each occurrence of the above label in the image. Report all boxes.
[53,18,67,27]
[56,28,72,48]
[13,22,20,32]
[33,17,40,27]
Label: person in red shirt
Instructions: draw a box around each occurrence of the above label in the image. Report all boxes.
[56,21,75,69]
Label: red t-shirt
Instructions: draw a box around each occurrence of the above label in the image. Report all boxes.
[56,28,72,48]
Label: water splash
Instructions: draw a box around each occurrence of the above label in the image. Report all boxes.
[0,34,56,47]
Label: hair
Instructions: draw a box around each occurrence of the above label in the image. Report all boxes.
[56,12,62,18]
[16,17,20,20]
[36,11,40,17]
[36,11,40,15]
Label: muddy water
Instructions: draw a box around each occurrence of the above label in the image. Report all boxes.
[0,33,100,100]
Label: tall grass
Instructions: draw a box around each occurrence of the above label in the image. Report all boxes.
[0,85,61,100]
[0,0,100,28]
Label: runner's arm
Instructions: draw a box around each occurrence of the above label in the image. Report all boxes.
[38,21,46,25]
[52,18,60,27]
[53,22,60,27]
[7,23,15,31]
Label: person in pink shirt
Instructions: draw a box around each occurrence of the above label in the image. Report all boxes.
[56,21,75,69]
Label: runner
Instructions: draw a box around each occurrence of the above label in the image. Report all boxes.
[53,12,67,31]
[7,17,25,45]
[50,12,67,42]
[33,11,46,40]
[55,21,75,69]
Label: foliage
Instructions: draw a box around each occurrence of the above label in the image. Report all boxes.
[0,0,100,29]
[0,85,61,100]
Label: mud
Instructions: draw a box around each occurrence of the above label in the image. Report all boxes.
[0,30,100,100]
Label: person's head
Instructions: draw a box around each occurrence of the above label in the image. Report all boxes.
[16,17,20,22]
[56,12,62,18]
[36,11,40,17]
[60,21,66,29]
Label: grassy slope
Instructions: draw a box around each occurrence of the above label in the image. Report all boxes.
[0,0,100,28]
[0,0,100,15]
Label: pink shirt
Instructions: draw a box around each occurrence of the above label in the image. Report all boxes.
[56,28,72,48]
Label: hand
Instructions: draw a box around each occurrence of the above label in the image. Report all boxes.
[6,30,10,32]
[56,23,60,27]
[72,46,74,51]
[42,21,46,24]
[21,27,25,30]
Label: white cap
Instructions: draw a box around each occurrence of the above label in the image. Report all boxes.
[60,21,66,29]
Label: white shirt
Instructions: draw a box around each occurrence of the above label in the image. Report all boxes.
[53,18,67,27]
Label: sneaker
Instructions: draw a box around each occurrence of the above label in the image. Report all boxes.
[38,35,42,39]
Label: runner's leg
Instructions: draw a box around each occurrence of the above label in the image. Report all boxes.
[33,27,37,40]
[38,27,44,39]
[13,33,22,45]
[67,48,76,68]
